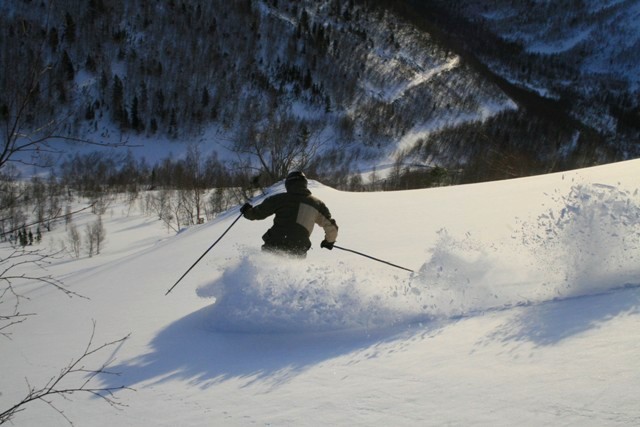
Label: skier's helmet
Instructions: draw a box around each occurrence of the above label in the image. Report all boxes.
[285,171,308,192]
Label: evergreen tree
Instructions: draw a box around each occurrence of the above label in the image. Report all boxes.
[201,87,210,108]
[63,12,76,44]
[112,75,127,128]
[48,27,59,52]
[61,50,75,81]
[131,96,143,132]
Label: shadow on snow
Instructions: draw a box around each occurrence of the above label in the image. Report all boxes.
[97,284,640,394]
[97,304,429,392]
[486,284,640,346]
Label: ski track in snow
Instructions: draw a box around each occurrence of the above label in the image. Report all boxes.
[197,183,640,334]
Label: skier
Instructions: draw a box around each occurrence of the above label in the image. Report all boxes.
[240,171,338,257]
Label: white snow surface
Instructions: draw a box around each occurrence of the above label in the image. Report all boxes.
[2,160,640,426]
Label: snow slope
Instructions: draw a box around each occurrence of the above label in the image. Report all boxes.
[2,160,640,426]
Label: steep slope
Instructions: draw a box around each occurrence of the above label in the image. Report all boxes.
[2,159,639,425]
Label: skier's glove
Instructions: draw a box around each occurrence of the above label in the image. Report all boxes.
[321,240,334,250]
[240,203,252,215]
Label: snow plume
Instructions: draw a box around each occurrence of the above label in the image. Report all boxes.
[385,182,640,322]
[402,229,541,318]
[196,231,546,332]
[400,183,640,318]
[522,183,640,294]
[197,184,640,333]
[197,249,418,333]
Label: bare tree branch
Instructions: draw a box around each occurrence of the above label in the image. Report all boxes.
[0,248,86,299]
[0,312,34,339]
[0,322,133,425]
[0,247,89,339]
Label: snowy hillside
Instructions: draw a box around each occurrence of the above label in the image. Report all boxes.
[7,0,632,187]
[416,0,640,146]
[2,160,640,426]
[0,0,514,179]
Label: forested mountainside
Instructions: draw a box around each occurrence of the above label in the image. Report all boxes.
[1,0,637,187]
[398,0,640,162]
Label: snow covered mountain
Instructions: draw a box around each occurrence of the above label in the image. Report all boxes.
[4,0,637,186]
[402,0,640,155]
[2,159,639,425]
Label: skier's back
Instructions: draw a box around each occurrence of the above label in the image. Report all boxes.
[241,171,338,257]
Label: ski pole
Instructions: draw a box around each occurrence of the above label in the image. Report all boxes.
[332,244,414,273]
[165,211,243,296]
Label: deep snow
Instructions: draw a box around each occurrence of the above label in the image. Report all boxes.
[2,160,640,426]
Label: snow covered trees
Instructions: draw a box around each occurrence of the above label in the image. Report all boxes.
[3,0,636,190]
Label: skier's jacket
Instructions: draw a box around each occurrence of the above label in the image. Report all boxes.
[242,180,338,254]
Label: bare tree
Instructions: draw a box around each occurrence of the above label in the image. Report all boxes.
[0,248,84,339]
[0,323,132,425]
[0,166,26,240]
[85,223,95,257]
[85,215,108,257]
[181,144,207,224]
[207,188,235,219]
[1,203,95,242]
[147,189,179,233]
[0,242,133,426]
[233,114,325,184]
[64,204,73,230]
[67,223,81,258]
[0,4,130,421]
[91,216,106,255]
[45,172,62,231]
